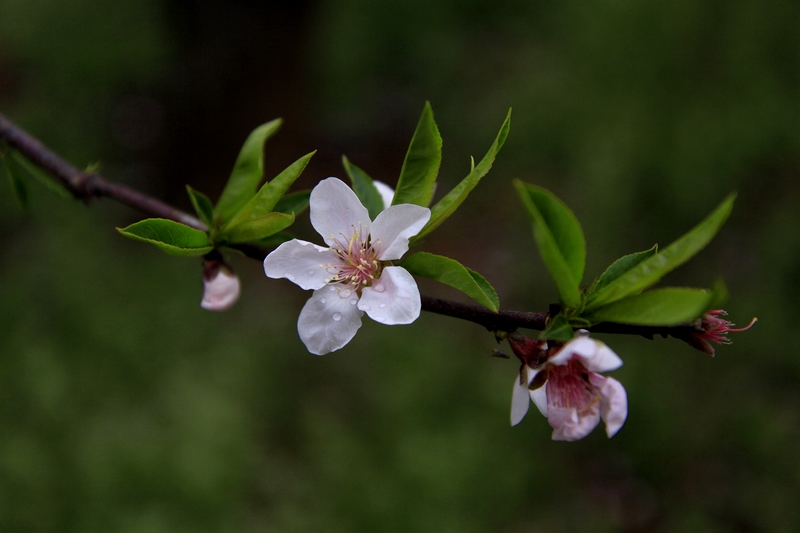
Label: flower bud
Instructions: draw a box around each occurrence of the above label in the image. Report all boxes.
[201,260,240,311]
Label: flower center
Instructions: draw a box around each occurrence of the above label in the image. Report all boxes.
[327,222,382,291]
[546,360,599,414]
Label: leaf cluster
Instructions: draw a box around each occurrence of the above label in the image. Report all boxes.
[117,119,312,256]
[515,181,736,340]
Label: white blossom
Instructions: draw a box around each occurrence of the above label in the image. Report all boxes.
[264,178,430,355]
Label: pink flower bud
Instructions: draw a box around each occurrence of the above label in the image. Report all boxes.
[201,260,241,311]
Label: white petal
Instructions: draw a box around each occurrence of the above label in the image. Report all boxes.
[370,204,431,260]
[309,178,371,248]
[587,341,624,373]
[590,374,628,438]
[200,268,240,311]
[263,240,339,290]
[297,287,364,355]
[510,368,534,426]
[373,180,395,210]
[358,267,421,325]
[549,336,623,373]
[529,370,549,417]
[548,404,601,442]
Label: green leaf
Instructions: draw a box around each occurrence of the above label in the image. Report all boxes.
[539,314,574,342]
[8,149,72,199]
[412,108,511,243]
[584,284,727,326]
[2,152,28,207]
[584,193,736,312]
[399,252,499,312]
[515,181,586,308]
[223,151,314,230]
[186,185,214,229]
[342,156,384,219]
[117,219,213,256]
[223,212,295,244]
[592,245,658,294]
[273,190,310,216]
[392,101,441,207]
[247,231,294,249]
[214,119,282,222]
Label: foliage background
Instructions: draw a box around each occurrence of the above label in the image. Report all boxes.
[0,0,798,531]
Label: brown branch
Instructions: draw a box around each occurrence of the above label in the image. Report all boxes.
[0,112,205,231]
[0,111,703,341]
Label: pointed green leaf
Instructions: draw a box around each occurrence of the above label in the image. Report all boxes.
[214,119,282,222]
[399,252,499,312]
[584,284,727,326]
[412,108,512,243]
[186,185,214,229]
[584,193,736,312]
[539,314,574,342]
[592,245,658,294]
[8,149,71,199]
[273,190,310,216]
[2,152,28,207]
[223,151,314,230]
[342,156,384,219]
[392,102,441,207]
[117,219,213,256]
[223,212,295,244]
[515,181,586,308]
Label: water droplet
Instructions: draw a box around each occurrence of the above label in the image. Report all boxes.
[332,312,342,321]
[374,284,385,293]
[308,269,315,275]
[329,286,336,292]
[320,298,327,304]
[342,289,351,297]
[379,303,386,309]
[350,299,357,305]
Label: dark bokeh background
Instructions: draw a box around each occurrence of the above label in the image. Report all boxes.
[1,1,798,531]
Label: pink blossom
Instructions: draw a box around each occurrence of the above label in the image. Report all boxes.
[511,333,627,441]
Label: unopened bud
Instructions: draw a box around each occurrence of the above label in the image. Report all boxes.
[201,260,241,311]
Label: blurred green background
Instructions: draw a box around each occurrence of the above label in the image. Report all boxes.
[1,0,798,531]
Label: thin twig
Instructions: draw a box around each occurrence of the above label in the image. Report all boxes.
[0,112,205,230]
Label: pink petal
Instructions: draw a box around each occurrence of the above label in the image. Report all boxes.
[200,268,240,311]
[263,239,339,290]
[297,287,364,355]
[358,266,421,325]
[370,204,431,260]
[548,404,601,442]
[309,178,371,248]
[550,336,623,373]
[590,374,628,438]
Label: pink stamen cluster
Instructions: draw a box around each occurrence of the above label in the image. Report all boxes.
[327,223,382,290]
[683,309,757,355]
[546,360,598,414]
[698,310,757,345]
